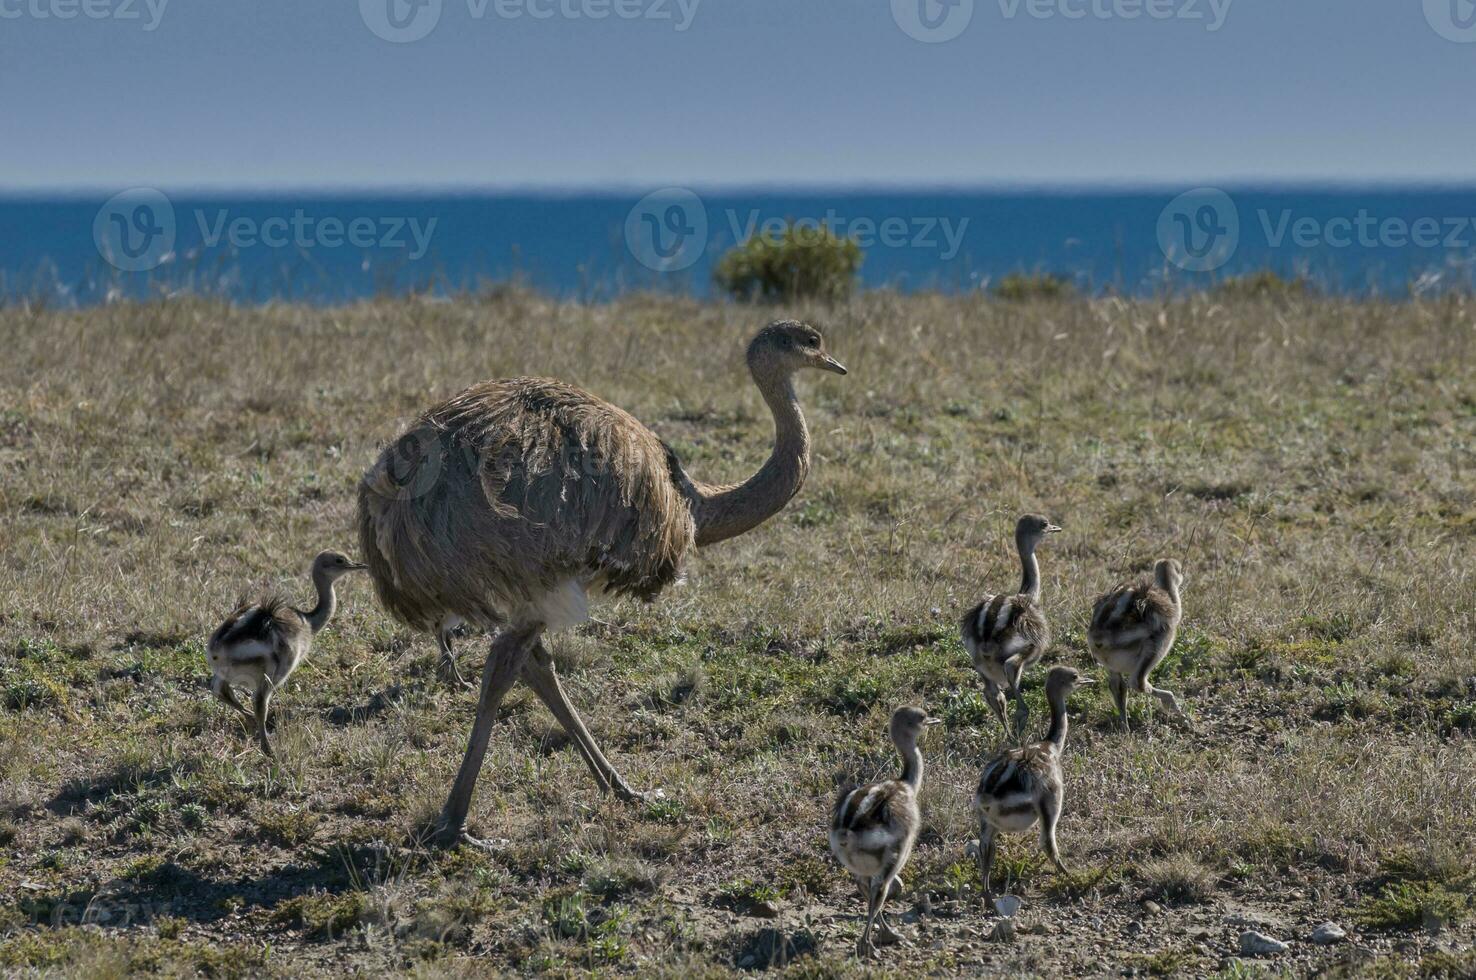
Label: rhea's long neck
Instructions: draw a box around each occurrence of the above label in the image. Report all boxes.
[898,741,923,789]
[1044,694,1069,749]
[692,370,810,547]
[304,569,337,633]
[1018,533,1041,599]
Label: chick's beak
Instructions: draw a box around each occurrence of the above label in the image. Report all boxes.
[1045,523,1063,534]
[817,353,848,375]
[1076,677,1097,686]
[347,562,368,571]
[923,717,944,727]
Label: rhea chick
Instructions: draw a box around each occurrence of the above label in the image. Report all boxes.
[830,706,942,959]
[207,550,365,756]
[1088,557,1190,730]
[972,666,1093,896]
[960,514,1062,735]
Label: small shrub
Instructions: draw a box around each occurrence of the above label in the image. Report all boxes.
[584,857,662,900]
[272,891,370,938]
[713,222,862,303]
[1213,268,1314,300]
[1137,855,1216,904]
[1357,881,1469,930]
[256,809,320,848]
[775,854,833,899]
[990,272,1075,301]
[716,878,780,912]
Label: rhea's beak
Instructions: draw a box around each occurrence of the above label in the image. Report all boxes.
[818,353,848,375]
[347,562,368,571]
[1076,677,1097,686]
[923,717,945,727]
[1045,523,1063,534]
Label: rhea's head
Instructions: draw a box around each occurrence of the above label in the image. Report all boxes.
[747,320,848,380]
[1044,665,1094,702]
[889,705,943,748]
[1015,513,1063,550]
[1153,557,1184,596]
[312,550,368,580]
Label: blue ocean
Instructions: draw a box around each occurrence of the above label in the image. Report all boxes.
[3,186,1475,305]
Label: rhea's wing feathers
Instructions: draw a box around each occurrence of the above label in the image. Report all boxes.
[210,596,300,656]
[1090,580,1172,647]
[977,745,1052,800]
[832,781,900,835]
[966,593,1048,657]
[359,378,696,629]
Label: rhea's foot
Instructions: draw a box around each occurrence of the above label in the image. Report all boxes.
[438,655,473,690]
[426,818,507,852]
[614,781,665,806]
[874,921,905,947]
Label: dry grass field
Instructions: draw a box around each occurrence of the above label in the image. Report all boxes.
[0,291,1474,978]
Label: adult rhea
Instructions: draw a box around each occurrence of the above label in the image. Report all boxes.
[358,320,846,847]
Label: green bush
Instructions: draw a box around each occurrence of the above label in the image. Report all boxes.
[990,272,1076,301]
[713,222,862,303]
[1212,269,1314,299]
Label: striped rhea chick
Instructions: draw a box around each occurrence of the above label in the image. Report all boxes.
[1087,558,1190,730]
[972,666,1093,896]
[207,551,365,756]
[960,514,1062,735]
[829,706,943,960]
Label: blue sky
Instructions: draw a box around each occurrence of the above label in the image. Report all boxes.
[3,0,1474,190]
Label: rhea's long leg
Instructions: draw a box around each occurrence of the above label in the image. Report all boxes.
[436,620,472,689]
[977,818,999,898]
[211,676,253,721]
[1108,671,1129,731]
[1039,789,1069,875]
[430,623,542,849]
[253,678,276,758]
[521,639,652,802]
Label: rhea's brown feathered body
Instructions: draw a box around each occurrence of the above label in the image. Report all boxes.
[207,550,365,756]
[960,514,1062,735]
[971,666,1092,896]
[361,377,694,633]
[830,707,941,959]
[1087,558,1189,729]
[358,321,845,848]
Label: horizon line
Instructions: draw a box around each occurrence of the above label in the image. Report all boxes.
[5,176,1476,199]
